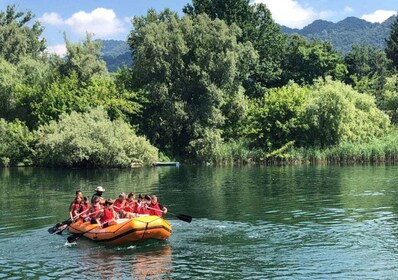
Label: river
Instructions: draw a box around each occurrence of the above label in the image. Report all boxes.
[1,165,398,279]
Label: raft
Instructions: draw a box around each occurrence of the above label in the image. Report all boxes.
[68,215,172,245]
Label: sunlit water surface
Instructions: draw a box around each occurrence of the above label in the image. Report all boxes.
[1,165,398,279]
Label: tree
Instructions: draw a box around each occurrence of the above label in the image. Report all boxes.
[281,34,347,85]
[304,78,390,147]
[35,107,158,167]
[344,44,392,104]
[386,16,398,70]
[243,82,309,151]
[184,0,286,95]
[0,5,46,64]
[128,10,257,159]
[61,33,107,83]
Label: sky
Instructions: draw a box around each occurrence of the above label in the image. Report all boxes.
[1,0,397,56]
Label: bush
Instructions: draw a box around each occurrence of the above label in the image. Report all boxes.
[34,107,158,167]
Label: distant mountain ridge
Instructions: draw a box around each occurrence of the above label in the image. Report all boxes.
[99,16,397,72]
[281,15,397,53]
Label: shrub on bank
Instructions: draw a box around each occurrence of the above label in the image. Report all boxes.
[34,107,158,167]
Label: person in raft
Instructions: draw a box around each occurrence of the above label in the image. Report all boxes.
[114,192,127,218]
[99,199,118,228]
[88,196,103,224]
[78,196,91,220]
[69,195,82,220]
[91,186,105,204]
[69,190,83,217]
[149,195,168,217]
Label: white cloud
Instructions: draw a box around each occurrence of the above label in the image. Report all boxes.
[46,44,67,57]
[253,0,330,28]
[39,12,64,25]
[344,6,354,13]
[361,10,397,23]
[40,8,125,38]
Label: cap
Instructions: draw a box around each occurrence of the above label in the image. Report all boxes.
[95,186,105,192]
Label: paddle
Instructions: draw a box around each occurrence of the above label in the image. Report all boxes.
[48,208,89,234]
[67,222,102,243]
[146,206,192,223]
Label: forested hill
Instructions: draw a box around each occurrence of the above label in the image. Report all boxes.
[100,16,397,72]
[99,39,131,72]
[281,15,397,53]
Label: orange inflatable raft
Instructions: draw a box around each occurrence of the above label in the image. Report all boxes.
[68,215,172,245]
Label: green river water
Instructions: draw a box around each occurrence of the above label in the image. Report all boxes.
[1,165,398,279]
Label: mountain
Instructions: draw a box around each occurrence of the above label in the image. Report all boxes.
[98,16,397,72]
[99,40,132,72]
[281,15,396,53]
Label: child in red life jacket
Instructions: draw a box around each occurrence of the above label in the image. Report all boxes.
[88,196,103,224]
[124,192,138,218]
[113,192,127,218]
[69,196,82,220]
[78,196,91,220]
[149,195,167,217]
[99,199,118,227]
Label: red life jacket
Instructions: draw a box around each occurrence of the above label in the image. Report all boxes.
[79,203,90,218]
[101,208,115,223]
[137,203,148,214]
[149,202,162,217]
[114,199,125,213]
[90,204,101,218]
[124,202,135,213]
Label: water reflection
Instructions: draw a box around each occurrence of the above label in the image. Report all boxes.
[75,242,173,279]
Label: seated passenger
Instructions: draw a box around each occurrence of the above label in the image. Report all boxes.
[149,195,167,217]
[99,199,118,227]
[88,196,103,224]
[91,186,105,204]
[124,192,138,218]
[78,196,91,220]
[136,194,149,215]
[114,192,127,218]
[69,196,82,220]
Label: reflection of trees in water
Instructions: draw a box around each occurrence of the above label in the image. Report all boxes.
[77,242,173,279]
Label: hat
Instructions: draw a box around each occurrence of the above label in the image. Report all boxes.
[95,186,105,192]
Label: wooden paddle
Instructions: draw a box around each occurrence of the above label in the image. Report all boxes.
[146,206,192,223]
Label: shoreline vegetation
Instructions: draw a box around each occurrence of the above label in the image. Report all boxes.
[1,3,398,168]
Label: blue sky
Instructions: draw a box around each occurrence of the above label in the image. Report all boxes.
[1,0,397,55]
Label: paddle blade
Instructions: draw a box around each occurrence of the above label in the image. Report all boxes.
[176,214,192,223]
[67,233,83,243]
[48,223,62,234]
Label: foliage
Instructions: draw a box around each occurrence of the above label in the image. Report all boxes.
[0,58,19,118]
[128,10,257,160]
[281,34,347,85]
[344,45,392,102]
[386,16,398,70]
[61,33,107,83]
[35,107,158,167]
[304,78,391,147]
[0,119,34,166]
[283,16,397,54]
[243,82,309,151]
[184,0,286,94]
[0,4,46,64]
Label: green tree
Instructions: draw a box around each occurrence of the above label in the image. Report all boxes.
[344,45,392,104]
[243,82,309,151]
[0,4,46,64]
[0,58,19,119]
[0,119,34,166]
[61,33,107,83]
[281,34,347,85]
[304,78,390,147]
[35,107,158,167]
[128,11,257,160]
[184,0,286,95]
[386,16,398,70]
